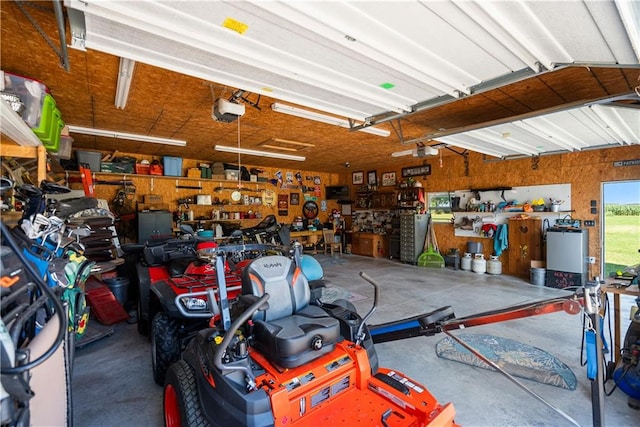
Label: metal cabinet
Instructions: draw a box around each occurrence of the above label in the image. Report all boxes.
[137,211,173,243]
[399,213,429,264]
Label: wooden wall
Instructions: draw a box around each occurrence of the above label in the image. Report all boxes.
[341,145,640,278]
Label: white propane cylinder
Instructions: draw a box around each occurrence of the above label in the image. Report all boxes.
[472,254,487,274]
[461,253,472,271]
[487,256,502,275]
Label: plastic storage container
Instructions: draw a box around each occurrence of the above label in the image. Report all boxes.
[472,254,487,274]
[531,267,546,286]
[104,277,129,306]
[467,241,483,254]
[31,94,55,140]
[163,156,183,176]
[76,150,102,171]
[461,253,472,271]
[2,71,48,129]
[487,256,502,275]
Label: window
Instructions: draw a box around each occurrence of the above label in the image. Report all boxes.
[428,192,453,223]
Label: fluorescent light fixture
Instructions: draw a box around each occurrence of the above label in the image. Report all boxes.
[271,103,390,137]
[0,97,42,146]
[67,125,187,146]
[115,57,135,109]
[215,145,306,161]
[391,145,439,158]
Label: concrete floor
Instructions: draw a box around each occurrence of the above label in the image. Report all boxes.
[73,254,639,426]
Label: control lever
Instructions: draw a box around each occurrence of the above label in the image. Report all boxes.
[355,272,380,346]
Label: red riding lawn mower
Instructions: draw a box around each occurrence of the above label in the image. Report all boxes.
[163,251,460,426]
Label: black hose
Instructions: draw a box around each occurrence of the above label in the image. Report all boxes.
[0,222,67,374]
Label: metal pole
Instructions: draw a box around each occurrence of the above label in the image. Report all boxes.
[585,279,605,427]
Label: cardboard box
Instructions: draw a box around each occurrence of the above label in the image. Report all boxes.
[186,168,201,178]
[144,194,163,203]
[138,202,169,211]
[530,260,546,269]
[196,195,212,205]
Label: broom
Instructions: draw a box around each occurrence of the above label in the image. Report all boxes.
[418,216,445,268]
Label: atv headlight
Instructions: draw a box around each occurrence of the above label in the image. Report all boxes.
[181,297,207,311]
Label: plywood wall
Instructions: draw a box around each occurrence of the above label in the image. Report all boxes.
[340,145,640,278]
[69,150,342,230]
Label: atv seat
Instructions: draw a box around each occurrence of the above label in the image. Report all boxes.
[242,255,340,369]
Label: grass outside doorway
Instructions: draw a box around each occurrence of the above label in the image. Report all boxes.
[603,215,640,277]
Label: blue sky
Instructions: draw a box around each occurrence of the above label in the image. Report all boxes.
[604,181,640,204]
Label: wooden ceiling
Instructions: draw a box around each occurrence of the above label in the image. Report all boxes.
[1,2,638,173]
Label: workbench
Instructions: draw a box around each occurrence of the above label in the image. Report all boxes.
[290,230,323,253]
[603,280,639,364]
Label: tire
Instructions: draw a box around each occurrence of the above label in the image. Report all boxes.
[152,313,181,385]
[164,359,208,427]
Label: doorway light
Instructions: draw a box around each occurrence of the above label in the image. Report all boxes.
[67,125,187,146]
[115,57,135,109]
[214,145,306,161]
[271,103,390,137]
[391,145,439,157]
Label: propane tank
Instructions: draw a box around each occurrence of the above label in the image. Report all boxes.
[487,256,502,275]
[461,253,472,271]
[472,254,486,274]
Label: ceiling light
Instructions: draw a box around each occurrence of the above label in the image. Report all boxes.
[271,103,390,137]
[115,57,135,109]
[214,145,305,161]
[67,125,187,146]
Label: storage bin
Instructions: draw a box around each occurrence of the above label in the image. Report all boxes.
[2,71,48,129]
[101,162,134,174]
[76,150,102,172]
[40,107,64,152]
[163,156,182,176]
[225,170,239,181]
[32,94,56,140]
[135,163,150,175]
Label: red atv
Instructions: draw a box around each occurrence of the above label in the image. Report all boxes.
[126,217,291,384]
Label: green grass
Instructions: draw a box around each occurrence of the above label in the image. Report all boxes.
[603,215,640,276]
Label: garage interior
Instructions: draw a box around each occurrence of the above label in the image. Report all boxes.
[1,1,639,426]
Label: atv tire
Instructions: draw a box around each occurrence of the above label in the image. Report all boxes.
[164,359,207,427]
[152,313,181,385]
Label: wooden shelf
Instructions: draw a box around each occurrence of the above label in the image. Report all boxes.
[0,140,47,183]
[65,170,266,186]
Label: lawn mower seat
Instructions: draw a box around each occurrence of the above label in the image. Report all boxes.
[242,255,341,368]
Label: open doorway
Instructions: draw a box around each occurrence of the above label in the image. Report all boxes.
[602,180,640,278]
